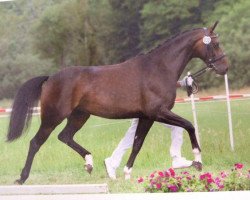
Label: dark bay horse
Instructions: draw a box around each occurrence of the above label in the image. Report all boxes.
[7,22,228,184]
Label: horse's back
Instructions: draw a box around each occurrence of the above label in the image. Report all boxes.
[40,64,145,119]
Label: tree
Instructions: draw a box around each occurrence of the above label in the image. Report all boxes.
[0,54,52,98]
[0,0,54,99]
[32,0,104,67]
[140,0,200,50]
[102,0,148,63]
[216,0,250,88]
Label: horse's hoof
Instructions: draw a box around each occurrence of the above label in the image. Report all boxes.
[192,161,202,171]
[84,164,93,174]
[14,179,23,185]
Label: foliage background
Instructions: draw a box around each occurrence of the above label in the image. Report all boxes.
[0,0,249,99]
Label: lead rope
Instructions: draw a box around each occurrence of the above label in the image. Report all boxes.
[185,67,212,96]
[185,76,198,97]
[186,78,198,97]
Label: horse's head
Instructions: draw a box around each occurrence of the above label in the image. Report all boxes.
[194,21,229,75]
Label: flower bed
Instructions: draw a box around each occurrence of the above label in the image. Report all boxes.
[138,163,250,192]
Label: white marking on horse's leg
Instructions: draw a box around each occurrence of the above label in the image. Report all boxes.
[85,154,93,167]
[124,166,132,180]
[193,148,202,163]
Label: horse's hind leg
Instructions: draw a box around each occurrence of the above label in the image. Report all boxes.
[124,119,154,179]
[15,121,59,185]
[57,110,93,174]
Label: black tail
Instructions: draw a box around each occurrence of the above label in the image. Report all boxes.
[7,76,49,142]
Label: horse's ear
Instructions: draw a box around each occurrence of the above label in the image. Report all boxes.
[210,21,219,33]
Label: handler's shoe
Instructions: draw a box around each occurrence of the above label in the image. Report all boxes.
[172,157,192,169]
[104,158,117,180]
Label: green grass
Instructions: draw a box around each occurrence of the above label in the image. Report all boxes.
[0,99,250,193]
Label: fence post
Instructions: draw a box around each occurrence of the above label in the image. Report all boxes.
[188,72,200,146]
[224,74,234,151]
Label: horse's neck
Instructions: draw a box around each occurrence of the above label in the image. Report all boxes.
[150,30,202,80]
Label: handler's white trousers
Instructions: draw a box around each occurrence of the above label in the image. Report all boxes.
[108,118,184,169]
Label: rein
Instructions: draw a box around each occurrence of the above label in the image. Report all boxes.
[185,66,211,96]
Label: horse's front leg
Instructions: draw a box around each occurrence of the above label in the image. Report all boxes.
[155,109,202,171]
[124,119,154,180]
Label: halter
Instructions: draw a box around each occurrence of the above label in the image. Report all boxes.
[186,28,226,96]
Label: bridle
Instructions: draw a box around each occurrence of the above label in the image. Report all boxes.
[192,28,226,78]
[186,27,226,96]
[203,28,226,71]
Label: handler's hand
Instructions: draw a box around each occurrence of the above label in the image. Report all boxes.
[179,76,194,87]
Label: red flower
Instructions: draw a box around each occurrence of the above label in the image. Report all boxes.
[214,178,224,190]
[220,171,228,178]
[200,173,206,180]
[215,177,221,184]
[150,180,156,185]
[168,185,178,192]
[169,168,175,177]
[207,177,214,184]
[200,172,214,184]
[218,184,224,189]
[234,163,244,170]
[176,176,182,181]
[200,172,212,180]
[150,173,155,178]
[182,171,189,175]
[158,171,164,177]
[164,171,170,177]
[156,183,162,189]
[137,177,144,183]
